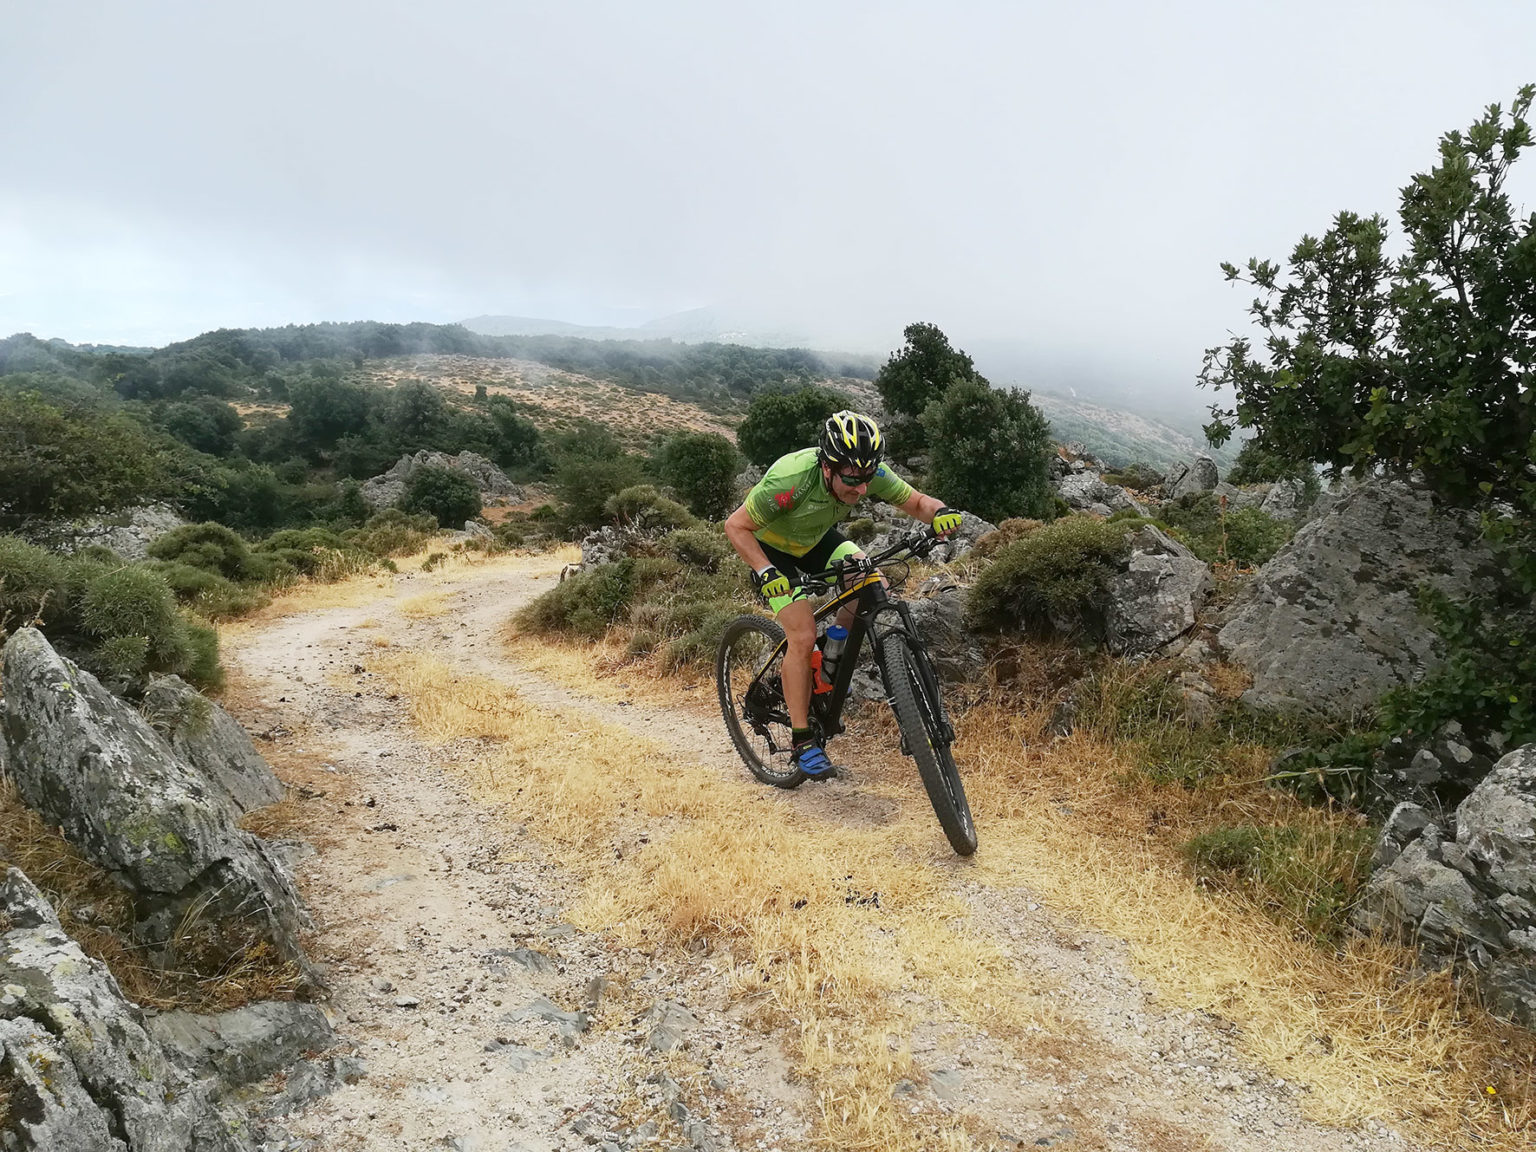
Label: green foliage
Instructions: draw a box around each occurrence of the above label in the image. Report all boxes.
[654,431,741,520]
[602,485,693,532]
[1099,463,1164,491]
[147,523,255,581]
[875,322,985,422]
[347,508,438,557]
[735,386,848,468]
[399,465,482,528]
[921,379,1054,523]
[0,392,172,521]
[0,535,66,624]
[965,517,1130,638]
[152,561,268,619]
[1381,590,1536,748]
[553,431,648,529]
[78,565,219,689]
[1200,87,1536,593]
[843,517,876,544]
[485,397,545,473]
[1156,494,1294,567]
[1184,822,1375,940]
[516,559,638,639]
[658,526,731,572]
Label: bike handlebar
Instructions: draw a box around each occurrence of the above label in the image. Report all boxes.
[791,528,944,595]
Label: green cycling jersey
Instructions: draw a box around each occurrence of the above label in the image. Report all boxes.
[744,447,913,557]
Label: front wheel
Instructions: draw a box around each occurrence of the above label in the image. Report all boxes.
[880,633,977,856]
[717,615,805,789]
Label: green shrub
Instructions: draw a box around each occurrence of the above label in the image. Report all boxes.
[658,526,731,573]
[516,559,638,639]
[0,535,66,625]
[1158,494,1293,567]
[654,431,741,520]
[400,465,482,528]
[254,527,368,581]
[151,561,269,619]
[147,523,254,581]
[1222,507,1293,567]
[348,508,437,557]
[659,604,742,671]
[602,485,693,532]
[1100,463,1164,491]
[77,565,218,688]
[1184,822,1375,940]
[554,449,647,530]
[965,517,1130,638]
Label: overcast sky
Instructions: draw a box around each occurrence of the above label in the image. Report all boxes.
[3,1,1534,401]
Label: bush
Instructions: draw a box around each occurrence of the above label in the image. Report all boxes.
[921,379,1054,524]
[1158,494,1292,567]
[0,535,66,625]
[655,431,741,520]
[555,454,647,530]
[152,561,269,619]
[348,508,438,557]
[255,527,368,580]
[965,517,1130,638]
[400,465,482,528]
[1100,463,1164,491]
[603,485,693,532]
[658,526,731,573]
[735,386,847,468]
[515,559,637,639]
[146,522,255,582]
[78,565,219,689]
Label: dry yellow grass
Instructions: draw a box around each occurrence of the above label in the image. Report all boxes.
[397,592,451,619]
[372,652,1071,1151]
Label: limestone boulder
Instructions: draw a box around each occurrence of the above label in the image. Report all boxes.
[1105,525,1213,656]
[1,628,314,980]
[1167,455,1219,499]
[148,1002,337,1094]
[27,503,188,562]
[0,869,254,1151]
[141,675,285,817]
[360,450,522,511]
[1216,478,1501,717]
[908,587,987,685]
[1355,745,1536,1027]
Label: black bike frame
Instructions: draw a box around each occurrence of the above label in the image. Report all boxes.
[747,545,955,749]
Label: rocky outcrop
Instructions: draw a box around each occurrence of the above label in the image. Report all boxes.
[141,675,285,818]
[1,628,314,980]
[1105,526,1213,657]
[1355,745,1536,1028]
[1166,455,1219,499]
[1216,478,1500,716]
[579,525,628,569]
[148,1002,337,1093]
[1259,477,1311,522]
[908,587,986,685]
[26,503,188,562]
[360,450,523,511]
[0,869,254,1151]
[1055,473,1146,518]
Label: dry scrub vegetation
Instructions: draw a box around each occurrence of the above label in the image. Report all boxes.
[385,621,1536,1151]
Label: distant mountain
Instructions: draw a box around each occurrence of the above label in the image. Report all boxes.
[1027,388,1233,472]
[461,308,815,349]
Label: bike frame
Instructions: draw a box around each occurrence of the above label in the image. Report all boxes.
[746,535,956,749]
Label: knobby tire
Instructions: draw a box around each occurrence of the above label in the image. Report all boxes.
[880,633,978,856]
[716,615,805,789]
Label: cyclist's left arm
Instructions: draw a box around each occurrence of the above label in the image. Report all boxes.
[897,490,956,530]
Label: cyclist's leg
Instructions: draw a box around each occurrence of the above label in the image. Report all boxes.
[775,598,816,729]
[827,537,872,632]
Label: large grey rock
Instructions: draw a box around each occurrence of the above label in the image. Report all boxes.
[141,675,285,817]
[908,588,986,684]
[1259,477,1311,522]
[0,868,253,1151]
[1355,745,1536,1027]
[148,1002,337,1092]
[28,503,188,562]
[1,629,314,980]
[1105,526,1213,656]
[579,525,627,568]
[1056,473,1145,517]
[360,450,522,511]
[1168,455,1219,498]
[1216,478,1500,716]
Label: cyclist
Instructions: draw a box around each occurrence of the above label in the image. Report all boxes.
[722,410,964,780]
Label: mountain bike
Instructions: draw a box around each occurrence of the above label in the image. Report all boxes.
[715,528,977,856]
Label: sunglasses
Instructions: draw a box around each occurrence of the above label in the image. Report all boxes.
[834,469,876,486]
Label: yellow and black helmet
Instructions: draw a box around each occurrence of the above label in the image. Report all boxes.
[818,410,884,473]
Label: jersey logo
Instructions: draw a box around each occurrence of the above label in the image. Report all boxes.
[775,490,795,509]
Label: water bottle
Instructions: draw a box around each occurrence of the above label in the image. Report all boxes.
[820,624,849,683]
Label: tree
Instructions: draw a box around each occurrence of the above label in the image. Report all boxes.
[486,397,545,473]
[158,397,243,457]
[735,386,846,467]
[287,375,373,457]
[400,464,482,528]
[0,392,172,522]
[920,379,1053,523]
[1199,87,1535,586]
[876,322,986,416]
[655,431,741,519]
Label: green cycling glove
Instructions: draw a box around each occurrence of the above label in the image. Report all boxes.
[755,565,791,601]
[932,506,963,536]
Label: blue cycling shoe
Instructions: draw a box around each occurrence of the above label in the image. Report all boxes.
[792,743,837,780]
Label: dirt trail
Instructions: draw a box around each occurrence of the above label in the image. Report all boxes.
[225,552,1422,1152]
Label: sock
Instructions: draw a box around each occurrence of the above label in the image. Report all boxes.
[791,727,813,747]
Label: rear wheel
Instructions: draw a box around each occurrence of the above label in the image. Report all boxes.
[717,615,805,788]
[880,633,977,855]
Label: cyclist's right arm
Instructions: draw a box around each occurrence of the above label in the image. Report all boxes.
[723,503,773,573]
